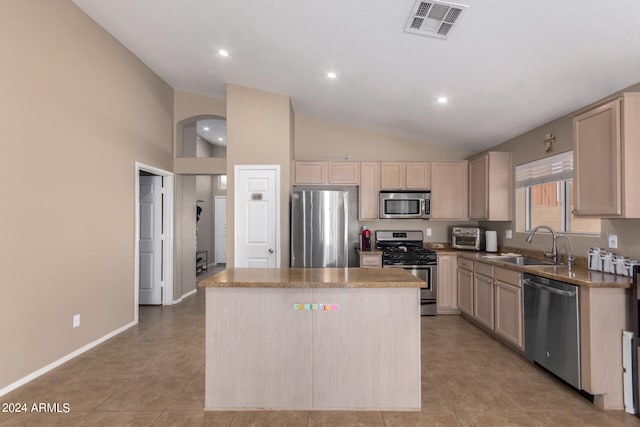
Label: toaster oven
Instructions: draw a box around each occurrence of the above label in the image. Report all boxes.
[451,227,485,251]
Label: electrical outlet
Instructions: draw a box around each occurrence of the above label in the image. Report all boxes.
[73,314,80,328]
[505,230,513,239]
[608,234,618,249]
[426,228,432,237]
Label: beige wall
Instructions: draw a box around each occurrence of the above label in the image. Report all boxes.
[295,115,475,161]
[0,0,173,391]
[482,82,640,261]
[226,85,294,267]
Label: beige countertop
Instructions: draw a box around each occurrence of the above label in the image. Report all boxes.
[454,251,632,289]
[198,267,423,288]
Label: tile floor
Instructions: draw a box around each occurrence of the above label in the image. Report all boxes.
[2,287,640,426]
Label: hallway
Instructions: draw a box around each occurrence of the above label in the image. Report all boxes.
[1,288,639,426]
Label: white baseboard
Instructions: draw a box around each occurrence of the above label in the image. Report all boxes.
[173,288,197,304]
[0,320,137,397]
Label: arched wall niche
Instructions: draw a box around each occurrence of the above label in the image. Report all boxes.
[176,114,227,159]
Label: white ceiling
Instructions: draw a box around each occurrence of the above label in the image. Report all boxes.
[73,0,640,152]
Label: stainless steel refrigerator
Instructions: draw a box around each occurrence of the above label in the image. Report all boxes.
[290,186,359,268]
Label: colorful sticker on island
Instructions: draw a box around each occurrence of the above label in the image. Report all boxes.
[294,303,339,311]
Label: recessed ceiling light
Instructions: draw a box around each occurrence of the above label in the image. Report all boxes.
[218,49,229,57]
[327,72,337,79]
[437,97,448,104]
[217,137,224,142]
[203,126,210,131]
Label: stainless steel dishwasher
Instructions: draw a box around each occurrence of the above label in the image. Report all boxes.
[523,273,581,389]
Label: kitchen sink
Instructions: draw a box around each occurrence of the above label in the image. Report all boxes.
[481,254,560,266]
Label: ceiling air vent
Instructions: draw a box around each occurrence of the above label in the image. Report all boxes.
[404,1,469,40]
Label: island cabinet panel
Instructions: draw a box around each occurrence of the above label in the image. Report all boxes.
[311,288,421,410]
[359,162,379,220]
[205,284,421,410]
[205,288,312,409]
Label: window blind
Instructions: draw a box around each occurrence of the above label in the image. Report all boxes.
[515,151,573,188]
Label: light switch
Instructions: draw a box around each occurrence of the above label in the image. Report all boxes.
[426,228,432,236]
[505,230,513,239]
[608,234,618,249]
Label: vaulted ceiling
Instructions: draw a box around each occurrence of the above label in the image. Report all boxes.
[73,0,640,152]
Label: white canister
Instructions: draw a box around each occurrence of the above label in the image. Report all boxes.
[485,231,498,253]
[612,255,627,275]
[599,251,613,273]
[624,260,639,277]
[588,247,602,270]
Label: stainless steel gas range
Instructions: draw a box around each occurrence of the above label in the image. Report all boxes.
[375,230,437,316]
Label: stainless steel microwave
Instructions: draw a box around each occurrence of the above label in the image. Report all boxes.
[379,191,430,219]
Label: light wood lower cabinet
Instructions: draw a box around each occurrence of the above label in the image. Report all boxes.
[437,254,459,314]
[473,272,494,330]
[457,259,473,317]
[493,267,523,350]
[457,260,524,352]
[359,251,382,268]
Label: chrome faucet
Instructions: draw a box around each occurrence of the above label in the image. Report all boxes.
[555,235,575,270]
[526,225,557,263]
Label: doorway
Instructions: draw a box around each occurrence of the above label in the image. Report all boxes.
[135,163,174,322]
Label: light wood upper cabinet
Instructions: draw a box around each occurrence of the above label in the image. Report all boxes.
[294,161,327,184]
[437,254,459,314]
[359,162,379,220]
[431,161,468,220]
[406,162,431,189]
[573,93,640,218]
[468,152,512,221]
[294,161,359,185]
[379,162,405,189]
[380,162,430,190]
[328,162,360,184]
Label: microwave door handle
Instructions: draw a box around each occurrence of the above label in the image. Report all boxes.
[420,199,426,216]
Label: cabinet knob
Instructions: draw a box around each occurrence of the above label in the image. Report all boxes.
[571,209,576,214]
[268,248,274,254]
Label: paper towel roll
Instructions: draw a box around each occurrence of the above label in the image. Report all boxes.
[486,231,498,252]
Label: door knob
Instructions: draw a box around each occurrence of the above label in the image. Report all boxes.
[268,248,274,254]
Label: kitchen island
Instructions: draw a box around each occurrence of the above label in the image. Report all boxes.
[198,268,423,411]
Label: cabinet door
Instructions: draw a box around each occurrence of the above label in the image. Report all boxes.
[437,255,458,313]
[574,99,622,216]
[457,268,473,316]
[328,162,360,184]
[494,280,523,350]
[406,162,431,189]
[359,162,379,220]
[468,155,488,219]
[431,162,468,219]
[295,161,327,184]
[474,273,494,330]
[380,162,405,189]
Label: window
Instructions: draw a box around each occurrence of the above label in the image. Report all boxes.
[516,151,600,234]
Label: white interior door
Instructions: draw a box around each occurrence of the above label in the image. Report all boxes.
[139,175,163,304]
[214,196,227,264]
[234,166,279,268]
